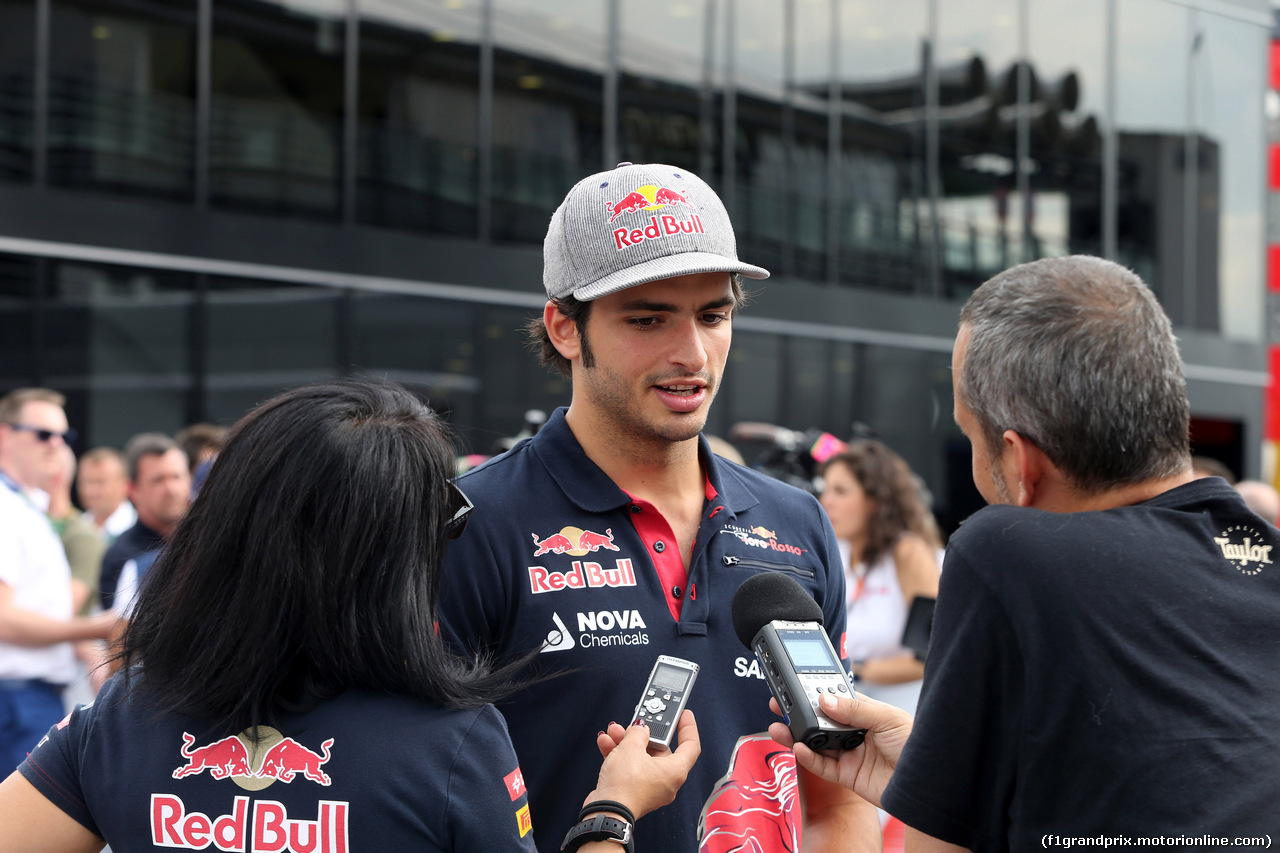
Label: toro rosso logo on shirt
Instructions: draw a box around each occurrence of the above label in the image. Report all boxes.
[529,526,636,594]
[719,524,808,556]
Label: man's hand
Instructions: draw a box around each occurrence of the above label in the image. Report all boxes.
[769,691,913,808]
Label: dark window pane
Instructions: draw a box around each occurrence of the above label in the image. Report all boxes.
[0,1,35,183]
[48,261,194,448]
[49,1,196,198]
[357,1,480,237]
[211,0,345,218]
[491,1,604,243]
[0,254,36,384]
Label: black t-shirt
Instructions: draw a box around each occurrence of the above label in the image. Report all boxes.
[98,520,163,609]
[883,478,1280,849]
[21,675,538,852]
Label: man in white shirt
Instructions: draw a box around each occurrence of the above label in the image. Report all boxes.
[0,389,114,772]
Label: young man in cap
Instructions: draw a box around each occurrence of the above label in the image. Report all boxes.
[440,164,875,852]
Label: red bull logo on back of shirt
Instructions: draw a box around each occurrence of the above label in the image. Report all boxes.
[150,795,349,852]
[158,730,347,851]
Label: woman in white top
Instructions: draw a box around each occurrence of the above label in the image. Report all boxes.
[819,440,941,713]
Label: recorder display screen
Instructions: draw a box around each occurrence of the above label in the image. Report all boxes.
[781,635,839,670]
[652,664,691,692]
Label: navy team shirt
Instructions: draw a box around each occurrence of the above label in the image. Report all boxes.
[439,408,848,853]
[20,675,537,852]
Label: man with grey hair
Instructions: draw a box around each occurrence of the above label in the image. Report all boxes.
[774,256,1280,850]
[768,256,1280,845]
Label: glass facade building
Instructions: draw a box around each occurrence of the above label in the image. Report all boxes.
[0,0,1270,532]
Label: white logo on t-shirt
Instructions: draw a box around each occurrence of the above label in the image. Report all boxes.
[541,612,576,653]
[1214,524,1274,576]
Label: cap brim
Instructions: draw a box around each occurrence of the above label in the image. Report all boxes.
[572,252,770,302]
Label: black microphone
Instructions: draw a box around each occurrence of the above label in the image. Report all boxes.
[731,571,824,647]
[731,572,866,751]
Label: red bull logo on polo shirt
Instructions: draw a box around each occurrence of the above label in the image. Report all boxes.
[529,526,636,595]
[604,183,706,251]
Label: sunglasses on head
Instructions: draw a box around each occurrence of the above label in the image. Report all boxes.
[446,481,473,540]
[8,423,77,445]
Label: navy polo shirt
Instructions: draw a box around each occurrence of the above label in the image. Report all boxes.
[439,408,847,853]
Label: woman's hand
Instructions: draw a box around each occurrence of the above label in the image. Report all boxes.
[586,710,700,819]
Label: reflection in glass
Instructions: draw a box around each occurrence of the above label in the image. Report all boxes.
[205,278,339,423]
[835,0,927,292]
[732,4,787,275]
[52,261,194,443]
[490,0,604,243]
[210,0,345,218]
[1197,11,1265,341]
[48,0,196,198]
[618,1,708,174]
[357,0,481,237]
[0,1,35,183]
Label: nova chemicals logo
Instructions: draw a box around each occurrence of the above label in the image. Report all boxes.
[538,610,650,652]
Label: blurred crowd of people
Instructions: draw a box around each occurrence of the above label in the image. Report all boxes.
[0,389,226,767]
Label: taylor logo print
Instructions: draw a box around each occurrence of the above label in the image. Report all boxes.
[172,728,333,790]
[719,525,808,556]
[541,612,577,653]
[1214,524,1274,576]
[531,527,620,557]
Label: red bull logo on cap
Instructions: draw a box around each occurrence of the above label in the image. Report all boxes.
[604,184,706,251]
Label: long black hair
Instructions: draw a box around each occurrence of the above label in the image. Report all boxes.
[118,378,531,733]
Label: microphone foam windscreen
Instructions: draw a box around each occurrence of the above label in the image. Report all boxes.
[730,571,825,648]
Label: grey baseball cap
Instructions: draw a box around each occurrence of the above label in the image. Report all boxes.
[543,162,770,301]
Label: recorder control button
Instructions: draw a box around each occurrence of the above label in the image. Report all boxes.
[644,697,667,715]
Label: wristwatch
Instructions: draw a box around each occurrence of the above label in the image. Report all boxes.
[560,813,635,853]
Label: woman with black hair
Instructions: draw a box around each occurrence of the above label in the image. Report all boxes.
[0,379,698,852]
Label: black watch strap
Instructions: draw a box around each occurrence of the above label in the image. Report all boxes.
[560,813,635,853]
